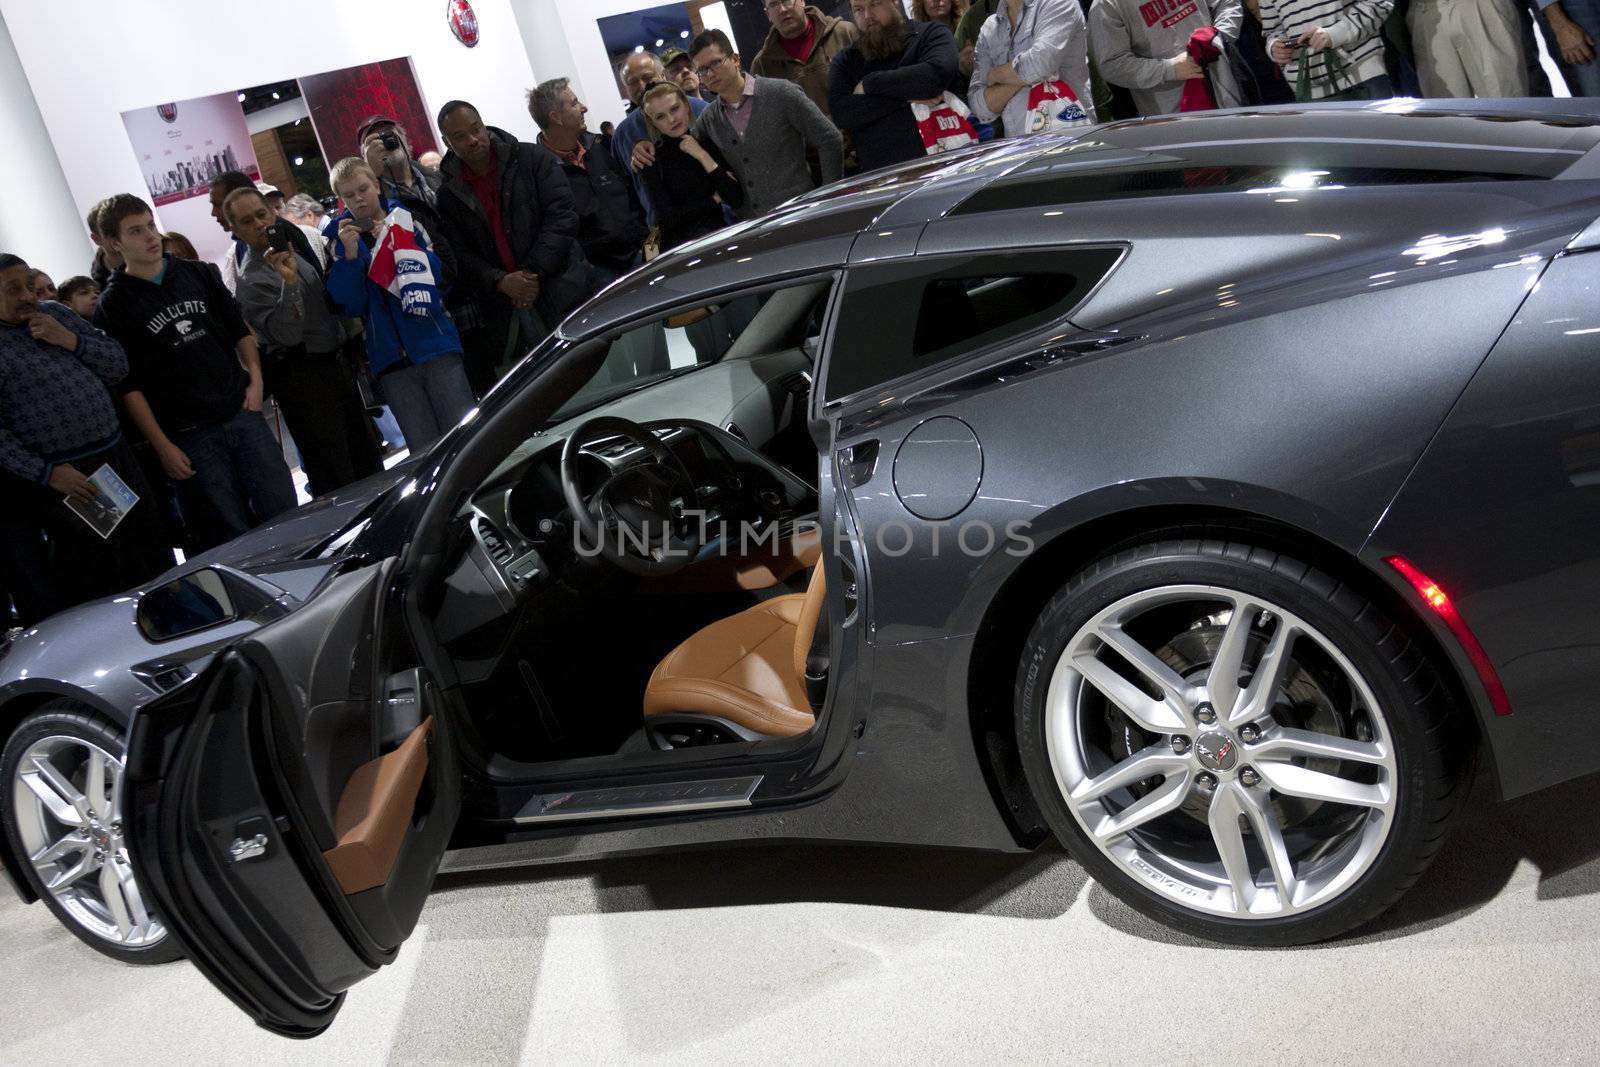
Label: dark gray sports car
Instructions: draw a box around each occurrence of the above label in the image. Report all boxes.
[6,101,1600,1035]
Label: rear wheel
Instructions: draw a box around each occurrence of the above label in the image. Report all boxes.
[2,703,180,963]
[1015,537,1468,944]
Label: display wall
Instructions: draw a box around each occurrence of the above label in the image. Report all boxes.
[0,0,539,274]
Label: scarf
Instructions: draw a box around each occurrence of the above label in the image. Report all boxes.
[364,206,441,317]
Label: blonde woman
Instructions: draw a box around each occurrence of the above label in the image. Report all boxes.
[636,80,745,251]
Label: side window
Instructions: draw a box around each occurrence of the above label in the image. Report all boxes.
[823,249,1122,403]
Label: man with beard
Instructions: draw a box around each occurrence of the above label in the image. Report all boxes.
[611,51,712,224]
[827,0,960,172]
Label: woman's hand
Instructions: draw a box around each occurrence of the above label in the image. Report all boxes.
[681,134,717,172]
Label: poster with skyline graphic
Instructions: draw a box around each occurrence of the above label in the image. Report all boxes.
[121,92,259,208]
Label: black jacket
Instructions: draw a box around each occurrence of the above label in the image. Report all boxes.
[537,130,648,274]
[642,134,745,253]
[94,255,250,435]
[436,127,592,327]
[827,21,960,173]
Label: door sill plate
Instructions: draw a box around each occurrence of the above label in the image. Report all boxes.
[513,776,761,823]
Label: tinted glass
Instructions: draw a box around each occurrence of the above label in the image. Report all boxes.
[825,249,1122,402]
[953,110,1600,215]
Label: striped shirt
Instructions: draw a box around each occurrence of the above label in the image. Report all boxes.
[1258,0,1393,98]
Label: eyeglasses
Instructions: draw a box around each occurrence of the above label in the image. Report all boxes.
[694,54,731,79]
[764,0,801,10]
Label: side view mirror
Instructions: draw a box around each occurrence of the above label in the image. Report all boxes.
[135,567,285,642]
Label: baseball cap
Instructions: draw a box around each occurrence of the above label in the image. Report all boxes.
[254,181,280,196]
[659,46,689,67]
[354,114,399,145]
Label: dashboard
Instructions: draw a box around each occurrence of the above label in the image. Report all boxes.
[432,421,816,651]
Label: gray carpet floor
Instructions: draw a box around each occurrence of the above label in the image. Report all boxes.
[5,771,1600,1064]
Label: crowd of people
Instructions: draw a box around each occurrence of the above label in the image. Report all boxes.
[0,0,1589,628]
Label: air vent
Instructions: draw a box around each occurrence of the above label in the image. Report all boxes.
[779,370,813,398]
[723,421,747,443]
[132,662,195,694]
[476,519,515,566]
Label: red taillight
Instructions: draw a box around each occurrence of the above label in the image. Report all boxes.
[1385,555,1512,716]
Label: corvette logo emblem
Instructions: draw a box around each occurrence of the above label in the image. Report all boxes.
[157,102,178,124]
[1196,734,1237,771]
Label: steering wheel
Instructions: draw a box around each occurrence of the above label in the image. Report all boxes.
[560,416,705,577]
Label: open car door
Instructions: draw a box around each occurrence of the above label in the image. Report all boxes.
[123,560,458,1038]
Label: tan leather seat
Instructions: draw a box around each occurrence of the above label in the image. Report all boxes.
[643,562,826,737]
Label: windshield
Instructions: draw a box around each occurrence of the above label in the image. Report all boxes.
[547,293,774,426]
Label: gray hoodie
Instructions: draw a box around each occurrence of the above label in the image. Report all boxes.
[1088,0,1243,116]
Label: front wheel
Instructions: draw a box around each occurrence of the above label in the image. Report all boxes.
[1015,537,1469,945]
[2,703,181,963]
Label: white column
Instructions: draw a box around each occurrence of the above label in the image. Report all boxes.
[0,10,93,282]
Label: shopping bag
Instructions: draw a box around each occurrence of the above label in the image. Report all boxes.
[1023,78,1092,135]
[912,92,981,155]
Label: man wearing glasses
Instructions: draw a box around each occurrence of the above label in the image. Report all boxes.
[690,28,842,216]
[751,0,861,119]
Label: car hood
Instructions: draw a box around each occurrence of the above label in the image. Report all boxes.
[182,456,423,572]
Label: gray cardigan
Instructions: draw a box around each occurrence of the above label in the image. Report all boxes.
[694,75,843,218]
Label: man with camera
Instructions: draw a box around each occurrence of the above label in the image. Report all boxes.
[226,187,381,497]
[359,116,443,210]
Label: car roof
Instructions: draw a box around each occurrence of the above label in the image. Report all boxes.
[564,101,1600,339]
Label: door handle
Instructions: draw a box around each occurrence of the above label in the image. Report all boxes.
[838,440,880,487]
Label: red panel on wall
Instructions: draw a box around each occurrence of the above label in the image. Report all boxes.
[297,57,440,167]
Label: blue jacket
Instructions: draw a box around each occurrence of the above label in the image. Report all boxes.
[324,203,460,375]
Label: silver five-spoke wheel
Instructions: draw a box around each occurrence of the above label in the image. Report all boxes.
[11,734,166,948]
[1046,584,1396,918]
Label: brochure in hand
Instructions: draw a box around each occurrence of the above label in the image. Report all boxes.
[62,463,139,540]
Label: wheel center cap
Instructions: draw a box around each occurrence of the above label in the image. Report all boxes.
[1195,731,1238,771]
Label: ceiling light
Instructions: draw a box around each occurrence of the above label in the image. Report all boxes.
[655,38,665,46]
[293,156,304,166]
[681,29,690,38]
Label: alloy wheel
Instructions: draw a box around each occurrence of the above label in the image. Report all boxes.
[11,735,166,947]
[1043,584,1398,918]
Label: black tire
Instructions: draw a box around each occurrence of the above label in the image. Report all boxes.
[2,702,182,964]
[1014,535,1471,945]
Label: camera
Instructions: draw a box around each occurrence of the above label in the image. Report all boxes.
[265,219,293,253]
[379,131,402,153]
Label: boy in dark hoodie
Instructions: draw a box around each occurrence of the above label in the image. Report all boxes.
[94,194,295,550]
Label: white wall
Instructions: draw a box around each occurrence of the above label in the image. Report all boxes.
[0,12,100,282]
[0,0,541,267]
[513,0,668,131]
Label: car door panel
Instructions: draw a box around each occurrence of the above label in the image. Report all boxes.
[124,560,459,1037]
